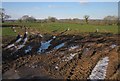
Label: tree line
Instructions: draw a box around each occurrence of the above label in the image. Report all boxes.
[0,8,119,25]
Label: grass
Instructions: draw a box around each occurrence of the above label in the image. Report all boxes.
[2,27,17,36]
[2,22,118,36]
[0,27,2,36]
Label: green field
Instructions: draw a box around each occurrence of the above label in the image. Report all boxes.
[2,22,118,36]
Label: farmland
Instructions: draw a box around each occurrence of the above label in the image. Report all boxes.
[2,22,118,36]
[2,21,120,80]
[1,1,120,80]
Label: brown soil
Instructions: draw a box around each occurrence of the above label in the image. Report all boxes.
[2,33,120,80]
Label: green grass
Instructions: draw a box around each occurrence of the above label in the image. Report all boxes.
[0,27,2,36]
[2,22,118,36]
[2,27,17,36]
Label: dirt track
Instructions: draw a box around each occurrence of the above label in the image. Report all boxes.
[2,33,120,80]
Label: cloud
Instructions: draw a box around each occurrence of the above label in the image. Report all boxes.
[48,5,69,9]
[48,5,54,8]
[79,0,88,4]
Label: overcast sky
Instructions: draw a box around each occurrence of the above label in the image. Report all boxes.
[2,2,118,19]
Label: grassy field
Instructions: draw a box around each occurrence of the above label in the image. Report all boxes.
[2,27,16,36]
[2,22,118,36]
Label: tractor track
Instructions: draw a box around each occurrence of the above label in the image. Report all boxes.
[2,33,119,79]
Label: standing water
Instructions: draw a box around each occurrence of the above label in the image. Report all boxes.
[54,43,65,50]
[25,46,32,53]
[37,36,56,53]
[88,57,109,79]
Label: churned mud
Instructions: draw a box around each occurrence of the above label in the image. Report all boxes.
[2,33,120,80]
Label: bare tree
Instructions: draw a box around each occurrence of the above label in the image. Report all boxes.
[0,8,11,23]
[84,15,89,24]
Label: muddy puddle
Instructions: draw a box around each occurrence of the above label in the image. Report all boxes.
[2,33,120,80]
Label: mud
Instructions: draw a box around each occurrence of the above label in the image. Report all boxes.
[2,33,120,80]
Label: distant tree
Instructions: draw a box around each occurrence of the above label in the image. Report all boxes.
[84,15,89,24]
[104,16,118,25]
[104,16,118,20]
[17,19,22,22]
[21,15,29,20]
[73,18,79,21]
[73,18,80,23]
[48,16,57,22]
[0,8,11,23]
[20,15,36,22]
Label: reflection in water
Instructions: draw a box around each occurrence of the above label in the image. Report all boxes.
[15,37,22,43]
[37,40,52,53]
[88,57,109,79]
[110,44,117,49]
[25,46,32,53]
[69,45,79,51]
[37,36,56,53]
[62,53,77,62]
[54,43,65,50]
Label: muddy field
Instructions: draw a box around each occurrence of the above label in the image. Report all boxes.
[2,33,120,80]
